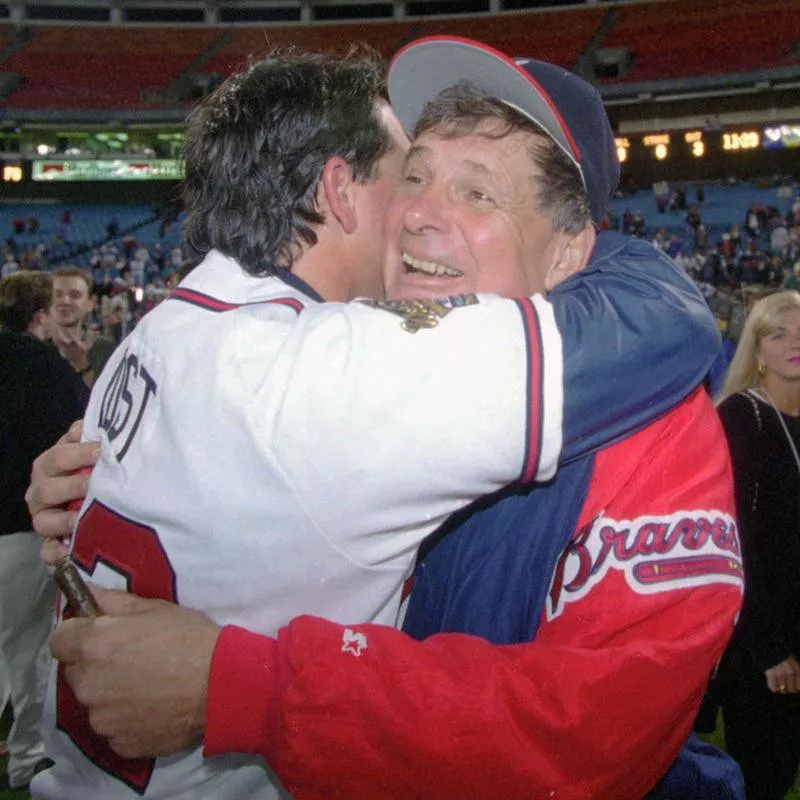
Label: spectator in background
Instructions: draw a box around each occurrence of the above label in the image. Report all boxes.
[131,242,151,287]
[630,209,646,237]
[652,227,668,251]
[1,252,19,279]
[99,241,118,271]
[785,263,800,291]
[654,182,670,214]
[133,242,150,268]
[685,204,702,240]
[152,242,166,276]
[668,189,680,213]
[100,281,127,345]
[701,245,724,287]
[730,222,744,252]
[715,290,800,800]
[789,197,800,228]
[34,243,48,271]
[0,271,88,791]
[696,183,705,205]
[51,267,116,388]
[19,247,37,272]
[123,232,137,258]
[720,232,735,262]
[89,247,101,272]
[169,244,184,272]
[771,220,790,257]
[695,222,707,249]
[747,205,761,238]
[666,233,684,260]
[622,207,633,231]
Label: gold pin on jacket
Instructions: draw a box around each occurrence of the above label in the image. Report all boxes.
[359,295,479,333]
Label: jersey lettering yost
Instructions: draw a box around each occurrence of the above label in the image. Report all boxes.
[98,350,158,463]
[33,250,560,800]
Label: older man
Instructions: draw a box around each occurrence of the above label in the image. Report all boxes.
[32,42,735,800]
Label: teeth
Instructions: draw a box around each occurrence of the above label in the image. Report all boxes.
[402,252,462,277]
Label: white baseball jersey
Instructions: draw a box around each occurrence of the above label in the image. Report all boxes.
[33,249,562,800]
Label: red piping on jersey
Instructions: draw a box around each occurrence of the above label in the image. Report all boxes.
[170,287,304,314]
[514,297,543,483]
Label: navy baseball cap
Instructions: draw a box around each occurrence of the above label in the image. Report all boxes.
[387,36,620,223]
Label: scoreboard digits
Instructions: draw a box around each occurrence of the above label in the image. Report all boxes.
[721,131,760,151]
[613,125,790,170]
[684,131,705,158]
[643,133,670,160]
[1,162,24,182]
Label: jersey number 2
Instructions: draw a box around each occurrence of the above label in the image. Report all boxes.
[56,500,177,795]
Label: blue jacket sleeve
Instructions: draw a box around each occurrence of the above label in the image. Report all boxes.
[552,231,720,462]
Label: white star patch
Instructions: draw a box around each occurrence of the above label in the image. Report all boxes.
[341,628,368,657]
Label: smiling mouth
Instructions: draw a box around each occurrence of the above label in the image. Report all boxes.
[402,252,463,278]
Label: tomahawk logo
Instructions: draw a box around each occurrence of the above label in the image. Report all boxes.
[546,511,743,620]
[341,628,368,657]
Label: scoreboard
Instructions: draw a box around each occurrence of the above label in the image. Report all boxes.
[614,123,799,183]
[1,158,183,183]
[2,124,797,193]
[0,156,183,203]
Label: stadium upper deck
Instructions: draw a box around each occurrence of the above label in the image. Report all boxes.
[0,0,797,117]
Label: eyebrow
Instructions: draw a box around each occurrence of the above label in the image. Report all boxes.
[404,144,430,166]
[405,145,495,178]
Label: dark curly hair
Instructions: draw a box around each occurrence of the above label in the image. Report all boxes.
[0,271,53,333]
[182,48,392,276]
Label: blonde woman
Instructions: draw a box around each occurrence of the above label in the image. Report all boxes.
[716,290,800,800]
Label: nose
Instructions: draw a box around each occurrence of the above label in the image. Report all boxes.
[402,185,450,236]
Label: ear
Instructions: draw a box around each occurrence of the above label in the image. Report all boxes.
[318,156,357,235]
[544,225,596,292]
[27,308,47,339]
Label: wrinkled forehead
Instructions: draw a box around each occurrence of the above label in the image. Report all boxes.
[408,119,545,168]
[433,111,545,137]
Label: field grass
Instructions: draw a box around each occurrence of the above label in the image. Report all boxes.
[2,705,800,798]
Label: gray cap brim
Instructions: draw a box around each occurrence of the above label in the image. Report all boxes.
[387,37,580,171]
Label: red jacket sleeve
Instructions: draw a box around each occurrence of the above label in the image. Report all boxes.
[205,391,742,800]
[206,582,738,800]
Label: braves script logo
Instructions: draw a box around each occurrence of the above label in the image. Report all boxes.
[546,511,743,620]
[341,628,368,657]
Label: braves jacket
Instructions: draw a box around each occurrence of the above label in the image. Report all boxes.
[202,233,743,799]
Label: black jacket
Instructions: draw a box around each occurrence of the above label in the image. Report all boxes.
[0,331,89,535]
[718,391,800,671]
